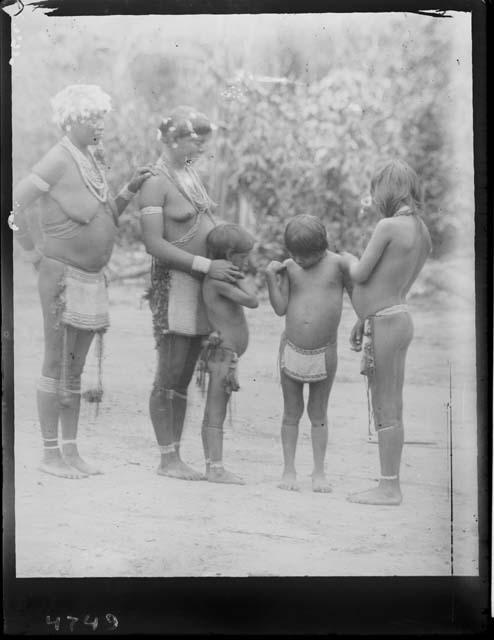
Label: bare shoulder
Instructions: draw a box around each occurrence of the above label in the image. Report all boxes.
[32,144,69,181]
[138,174,167,206]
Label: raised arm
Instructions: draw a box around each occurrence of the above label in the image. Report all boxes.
[114,165,154,216]
[11,147,66,262]
[347,219,392,284]
[265,260,289,316]
[212,279,259,309]
[338,253,355,299]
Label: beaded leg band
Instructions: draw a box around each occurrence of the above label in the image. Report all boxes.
[43,438,59,449]
[380,475,398,480]
[37,376,59,394]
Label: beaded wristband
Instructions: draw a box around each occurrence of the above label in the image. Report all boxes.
[191,255,212,274]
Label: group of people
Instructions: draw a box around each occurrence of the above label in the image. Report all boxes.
[12,84,431,506]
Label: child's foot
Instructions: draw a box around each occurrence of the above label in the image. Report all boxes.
[63,453,103,476]
[38,455,88,479]
[347,482,402,505]
[157,459,204,481]
[312,472,332,493]
[207,466,245,485]
[278,471,300,492]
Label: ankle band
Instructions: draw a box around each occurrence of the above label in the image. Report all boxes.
[61,439,77,445]
[159,444,176,454]
[43,438,59,449]
[210,462,224,469]
[380,474,398,480]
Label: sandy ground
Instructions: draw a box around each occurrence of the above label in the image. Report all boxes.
[12,258,479,577]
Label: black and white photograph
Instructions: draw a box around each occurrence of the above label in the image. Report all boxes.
[4,0,483,593]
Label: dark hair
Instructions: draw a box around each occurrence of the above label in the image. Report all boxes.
[370,159,422,217]
[284,215,328,256]
[206,224,255,260]
[158,105,212,142]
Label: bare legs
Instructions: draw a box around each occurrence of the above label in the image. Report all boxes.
[201,356,244,485]
[150,334,204,480]
[348,313,413,505]
[279,345,336,492]
[37,258,99,479]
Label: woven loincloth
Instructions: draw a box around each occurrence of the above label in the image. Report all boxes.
[360,304,410,378]
[196,333,240,395]
[279,334,328,383]
[146,259,210,343]
[59,264,110,331]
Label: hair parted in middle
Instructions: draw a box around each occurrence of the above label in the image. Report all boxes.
[206,223,255,260]
[284,214,329,256]
[158,105,213,143]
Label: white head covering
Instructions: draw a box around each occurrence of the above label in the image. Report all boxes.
[51,84,112,129]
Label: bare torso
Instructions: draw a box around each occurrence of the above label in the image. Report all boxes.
[157,171,216,256]
[40,144,117,272]
[285,251,345,349]
[202,279,249,356]
[352,216,431,319]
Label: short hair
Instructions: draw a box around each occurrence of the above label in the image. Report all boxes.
[370,159,423,217]
[158,106,213,143]
[206,223,255,260]
[51,84,112,129]
[284,215,328,256]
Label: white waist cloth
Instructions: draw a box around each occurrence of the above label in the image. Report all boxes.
[280,336,328,382]
[373,304,409,317]
[166,270,209,336]
[61,265,110,331]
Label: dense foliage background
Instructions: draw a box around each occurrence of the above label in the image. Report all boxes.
[12,12,474,275]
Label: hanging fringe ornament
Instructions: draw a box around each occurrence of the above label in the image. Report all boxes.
[82,331,104,417]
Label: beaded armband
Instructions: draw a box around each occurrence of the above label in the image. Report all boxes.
[139,206,163,217]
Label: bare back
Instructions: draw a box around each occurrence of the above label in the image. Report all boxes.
[352,215,432,319]
[285,251,345,349]
[202,279,249,355]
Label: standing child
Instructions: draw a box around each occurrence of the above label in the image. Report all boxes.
[342,159,431,505]
[199,224,259,485]
[266,215,353,493]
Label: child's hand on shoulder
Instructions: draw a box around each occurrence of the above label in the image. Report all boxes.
[266,260,287,275]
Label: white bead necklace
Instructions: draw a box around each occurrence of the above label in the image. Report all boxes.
[61,136,109,203]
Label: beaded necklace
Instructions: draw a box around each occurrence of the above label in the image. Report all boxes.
[393,205,414,217]
[155,156,215,215]
[61,136,109,203]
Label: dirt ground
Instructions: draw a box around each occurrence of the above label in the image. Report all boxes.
[12,257,479,577]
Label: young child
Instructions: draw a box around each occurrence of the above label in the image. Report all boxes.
[266,214,353,493]
[199,223,259,485]
[342,159,432,506]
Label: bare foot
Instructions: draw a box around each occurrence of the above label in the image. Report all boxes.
[207,467,245,485]
[347,482,402,505]
[312,473,332,493]
[38,456,88,480]
[278,471,300,492]
[157,459,204,481]
[63,453,103,476]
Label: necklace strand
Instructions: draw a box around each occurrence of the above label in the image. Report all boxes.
[61,136,108,203]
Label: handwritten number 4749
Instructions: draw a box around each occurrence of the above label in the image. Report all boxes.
[46,614,119,632]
